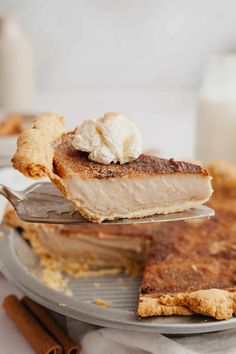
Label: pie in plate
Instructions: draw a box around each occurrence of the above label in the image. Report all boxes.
[3,161,236,320]
[12,113,213,223]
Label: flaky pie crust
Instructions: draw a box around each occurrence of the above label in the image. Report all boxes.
[11,113,94,221]
[12,112,65,178]
[138,290,236,320]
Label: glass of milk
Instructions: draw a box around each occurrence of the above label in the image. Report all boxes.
[196,55,236,164]
[0,14,35,109]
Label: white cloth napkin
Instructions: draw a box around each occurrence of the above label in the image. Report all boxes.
[67,319,236,354]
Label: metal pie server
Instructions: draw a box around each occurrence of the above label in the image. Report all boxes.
[0,182,215,224]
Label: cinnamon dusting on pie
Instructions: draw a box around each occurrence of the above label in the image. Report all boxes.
[53,132,208,180]
[138,161,236,319]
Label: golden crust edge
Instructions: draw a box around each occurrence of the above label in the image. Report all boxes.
[12,112,65,178]
[138,289,236,320]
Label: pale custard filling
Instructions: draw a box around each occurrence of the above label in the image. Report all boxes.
[64,174,213,221]
[38,225,149,264]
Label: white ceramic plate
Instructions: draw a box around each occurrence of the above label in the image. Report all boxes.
[0,228,236,335]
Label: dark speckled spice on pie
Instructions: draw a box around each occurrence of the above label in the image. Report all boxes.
[53,132,209,179]
[140,202,236,297]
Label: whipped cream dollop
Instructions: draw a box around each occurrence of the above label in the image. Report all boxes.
[72,112,143,164]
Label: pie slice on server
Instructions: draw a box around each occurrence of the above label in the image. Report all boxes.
[12,113,213,223]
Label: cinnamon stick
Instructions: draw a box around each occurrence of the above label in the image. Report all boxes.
[22,296,80,354]
[3,295,62,354]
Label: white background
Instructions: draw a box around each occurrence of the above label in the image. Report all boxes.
[1,0,236,91]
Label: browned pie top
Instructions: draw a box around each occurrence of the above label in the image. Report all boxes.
[140,195,236,297]
[53,132,208,179]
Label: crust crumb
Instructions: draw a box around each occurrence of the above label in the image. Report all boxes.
[40,269,73,296]
[191,264,198,272]
[93,298,110,308]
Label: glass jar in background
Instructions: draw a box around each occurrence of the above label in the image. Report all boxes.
[0,14,35,110]
[196,55,236,164]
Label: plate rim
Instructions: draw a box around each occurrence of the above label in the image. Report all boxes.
[1,227,236,335]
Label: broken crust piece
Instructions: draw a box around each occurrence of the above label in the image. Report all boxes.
[12,113,213,223]
[139,290,236,320]
[94,298,110,308]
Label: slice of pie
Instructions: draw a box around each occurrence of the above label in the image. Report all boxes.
[12,113,213,223]
[138,161,236,320]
